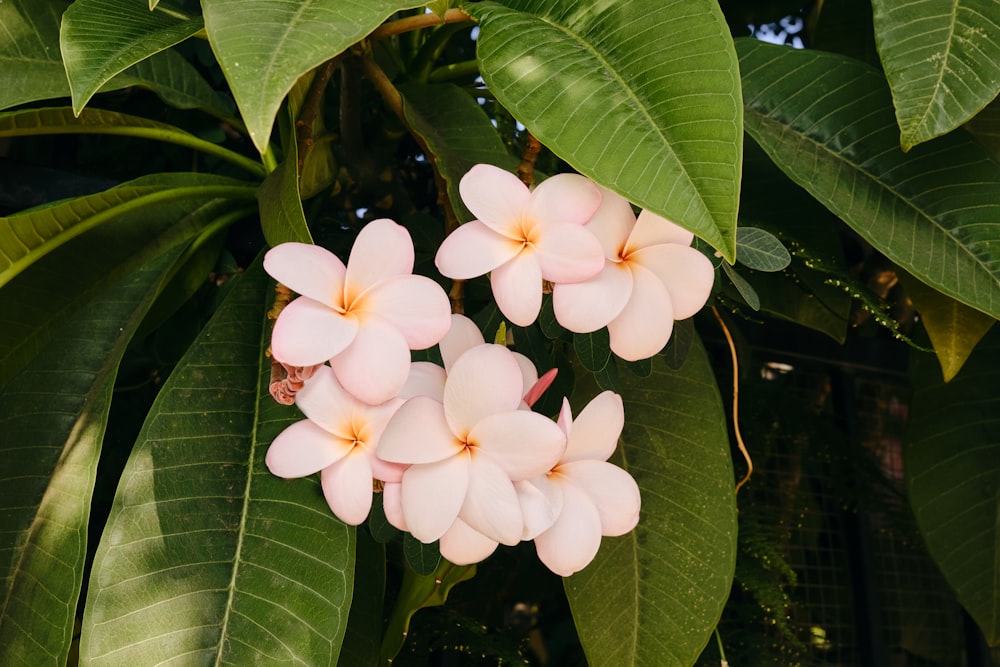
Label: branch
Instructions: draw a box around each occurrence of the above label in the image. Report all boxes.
[370,8,472,41]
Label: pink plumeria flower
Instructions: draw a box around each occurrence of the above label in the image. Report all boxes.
[435,164,606,327]
[517,391,641,577]
[264,219,452,405]
[551,189,715,361]
[265,365,407,526]
[377,344,566,547]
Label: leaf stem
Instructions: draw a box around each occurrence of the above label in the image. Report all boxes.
[370,8,472,41]
[712,305,753,493]
[295,58,339,175]
[428,59,480,83]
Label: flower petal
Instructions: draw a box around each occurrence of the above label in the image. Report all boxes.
[459,164,531,237]
[332,317,411,405]
[443,344,523,439]
[630,244,715,320]
[370,455,407,484]
[344,219,414,303]
[382,482,407,531]
[294,365,360,438]
[534,223,606,284]
[264,242,346,308]
[435,221,522,280]
[359,274,452,349]
[378,396,463,464]
[511,351,539,396]
[551,262,632,333]
[270,298,358,367]
[491,253,542,327]
[320,448,374,525]
[625,209,694,253]
[532,481,603,577]
[470,410,566,480]
[563,391,624,463]
[401,451,470,543]
[266,419,349,478]
[439,518,499,566]
[459,454,523,545]
[562,460,640,536]
[398,361,446,401]
[585,188,635,258]
[607,264,674,361]
[527,173,602,227]
[439,314,485,373]
[516,475,564,540]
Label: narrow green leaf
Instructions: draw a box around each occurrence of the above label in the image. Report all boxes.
[565,337,737,666]
[573,329,611,373]
[722,262,760,311]
[202,0,426,153]
[899,270,996,382]
[467,0,742,260]
[399,81,517,222]
[0,0,71,110]
[403,534,442,575]
[739,39,1000,320]
[81,262,356,665]
[258,130,315,246]
[736,226,790,272]
[109,47,235,120]
[61,0,204,113]
[872,0,1000,149]
[905,326,1000,646]
[0,251,181,667]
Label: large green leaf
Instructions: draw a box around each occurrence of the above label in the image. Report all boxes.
[399,81,517,223]
[872,0,1000,150]
[905,326,1000,646]
[966,96,1000,160]
[0,175,256,388]
[257,121,314,246]
[467,0,742,261]
[202,0,426,153]
[81,262,356,665]
[565,336,737,666]
[61,0,205,114]
[0,251,181,667]
[739,39,1000,321]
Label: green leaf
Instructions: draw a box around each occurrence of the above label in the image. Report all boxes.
[61,0,205,114]
[0,251,181,667]
[872,0,1000,149]
[81,262,356,665]
[565,337,737,666]
[736,226,790,272]
[467,0,742,261]
[0,174,256,388]
[257,127,315,246]
[202,0,426,153]
[899,270,996,382]
[0,107,265,176]
[367,492,401,544]
[905,325,1000,646]
[739,39,1000,321]
[400,81,517,222]
[573,329,611,373]
[0,0,72,110]
[660,318,694,370]
[337,529,385,667]
[966,96,1000,161]
[722,262,760,311]
[403,534,442,575]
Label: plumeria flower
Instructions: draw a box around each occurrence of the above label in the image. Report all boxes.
[377,344,566,547]
[517,391,641,577]
[551,189,715,361]
[435,164,606,327]
[265,365,407,526]
[264,219,452,405]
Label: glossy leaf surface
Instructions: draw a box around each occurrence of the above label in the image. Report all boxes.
[81,263,356,665]
[468,0,742,260]
[565,336,737,666]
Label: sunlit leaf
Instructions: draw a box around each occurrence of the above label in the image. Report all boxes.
[0,251,180,667]
[81,262,356,665]
[872,0,1000,149]
[61,0,204,113]
[565,337,737,666]
[202,0,426,153]
[736,227,790,272]
[739,39,1000,320]
[905,326,1000,646]
[468,0,742,260]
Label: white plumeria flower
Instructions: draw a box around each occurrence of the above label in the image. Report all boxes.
[265,365,407,526]
[435,164,606,327]
[551,188,715,361]
[517,391,641,577]
[377,344,566,547]
[264,219,452,405]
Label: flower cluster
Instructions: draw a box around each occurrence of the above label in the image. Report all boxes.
[263,164,715,576]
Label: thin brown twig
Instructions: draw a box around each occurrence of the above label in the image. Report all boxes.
[370,8,472,41]
[296,57,339,174]
[516,133,542,187]
[713,305,753,493]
